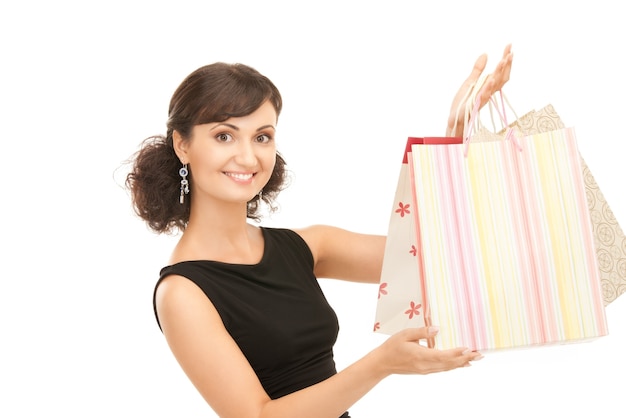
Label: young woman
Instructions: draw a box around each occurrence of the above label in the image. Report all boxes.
[126,45,513,418]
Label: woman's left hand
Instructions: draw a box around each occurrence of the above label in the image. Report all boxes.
[446,44,514,137]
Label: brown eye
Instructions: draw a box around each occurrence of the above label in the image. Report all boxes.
[216,133,232,142]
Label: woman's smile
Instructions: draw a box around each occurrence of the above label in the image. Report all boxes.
[224,171,256,183]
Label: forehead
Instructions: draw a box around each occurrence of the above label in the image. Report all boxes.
[194,101,278,133]
[220,101,278,126]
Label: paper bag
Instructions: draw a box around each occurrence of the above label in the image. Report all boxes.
[374,126,609,351]
[474,104,626,305]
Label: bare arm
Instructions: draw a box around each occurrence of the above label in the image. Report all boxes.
[296,225,386,283]
[155,276,480,418]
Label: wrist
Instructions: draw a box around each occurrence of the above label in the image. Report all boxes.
[365,344,392,380]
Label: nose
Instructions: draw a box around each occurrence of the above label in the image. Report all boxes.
[234,140,257,167]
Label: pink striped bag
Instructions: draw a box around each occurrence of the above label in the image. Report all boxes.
[374,124,609,352]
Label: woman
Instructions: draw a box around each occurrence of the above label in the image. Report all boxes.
[126,45,513,418]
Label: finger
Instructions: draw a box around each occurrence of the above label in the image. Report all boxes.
[423,347,481,372]
[499,51,513,80]
[464,53,488,87]
[492,46,513,90]
[447,52,489,127]
[461,348,484,361]
[501,43,512,59]
[453,53,488,105]
[463,351,484,367]
[476,76,495,107]
[399,326,439,342]
[478,57,512,106]
[449,347,484,368]
[502,51,513,83]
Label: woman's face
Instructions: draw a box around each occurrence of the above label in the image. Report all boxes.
[176,100,278,207]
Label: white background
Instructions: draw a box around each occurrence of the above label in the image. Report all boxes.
[1,1,624,417]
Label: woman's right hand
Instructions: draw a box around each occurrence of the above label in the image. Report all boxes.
[446,44,513,137]
[374,327,483,376]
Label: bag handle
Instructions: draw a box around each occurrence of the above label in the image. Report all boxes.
[462,74,522,156]
[451,75,495,141]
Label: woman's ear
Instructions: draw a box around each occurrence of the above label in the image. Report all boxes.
[172,130,188,164]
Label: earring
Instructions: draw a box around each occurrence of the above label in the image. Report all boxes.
[179,164,189,204]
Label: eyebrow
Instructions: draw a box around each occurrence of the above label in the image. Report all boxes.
[210,123,275,132]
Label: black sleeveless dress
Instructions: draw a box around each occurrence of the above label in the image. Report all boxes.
[155,227,351,418]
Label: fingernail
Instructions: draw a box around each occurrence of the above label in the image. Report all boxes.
[427,326,439,336]
[472,355,484,361]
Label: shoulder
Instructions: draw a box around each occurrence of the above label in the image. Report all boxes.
[262,226,313,250]
[290,225,345,263]
[155,274,207,315]
[260,226,316,265]
[291,224,326,247]
[292,224,347,244]
[154,273,223,332]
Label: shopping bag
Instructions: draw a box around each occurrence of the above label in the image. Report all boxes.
[472,102,626,306]
[373,138,450,336]
[374,97,609,351]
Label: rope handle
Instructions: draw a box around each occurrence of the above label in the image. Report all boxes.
[460,74,522,156]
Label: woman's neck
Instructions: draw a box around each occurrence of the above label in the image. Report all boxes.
[170,199,264,264]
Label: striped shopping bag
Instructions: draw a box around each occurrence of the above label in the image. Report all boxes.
[374,128,609,351]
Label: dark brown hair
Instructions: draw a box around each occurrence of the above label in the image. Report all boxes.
[126,62,288,234]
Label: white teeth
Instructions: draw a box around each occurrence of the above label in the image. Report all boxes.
[225,172,253,180]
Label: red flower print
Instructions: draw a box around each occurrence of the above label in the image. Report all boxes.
[395,202,411,217]
[373,322,380,332]
[378,282,388,299]
[404,301,422,319]
[409,245,417,256]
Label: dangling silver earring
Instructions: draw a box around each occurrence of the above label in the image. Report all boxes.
[179,164,189,204]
